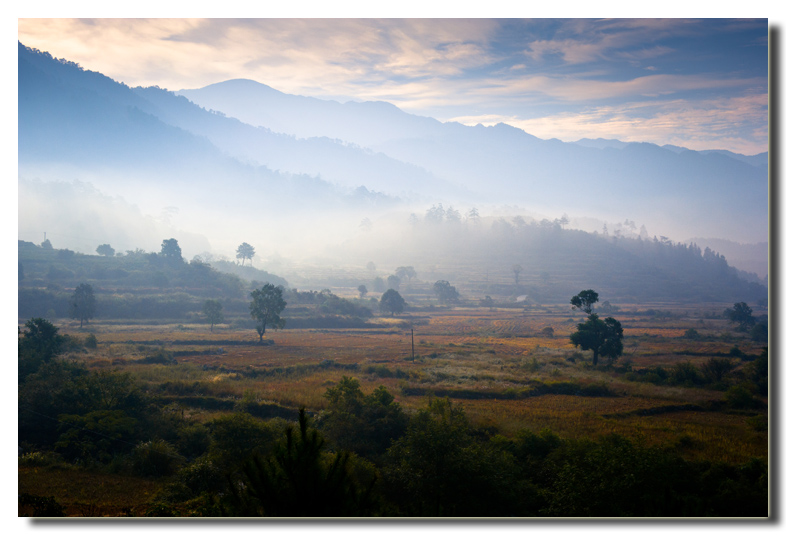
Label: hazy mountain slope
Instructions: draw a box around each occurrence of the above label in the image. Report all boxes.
[178,78,767,244]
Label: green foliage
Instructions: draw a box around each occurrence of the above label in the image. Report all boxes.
[131,439,185,477]
[750,322,767,342]
[223,409,376,517]
[96,243,115,257]
[84,333,98,349]
[669,361,704,386]
[433,280,460,304]
[202,299,224,331]
[55,409,139,463]
[683,328,700,339]
[379,289,406,315]
[207,412,280,472]
[320,376,408,460]
[236,242,256,266]
[383,398,524,516]
[249,284,287,341]
[724,383,759,409]
[18,317,67,382]
[570,313,624,366]
[70,282,96,327]
[570,289,599,314]
[723,302,755,331]
[160,238,183,262]
[700,358,735,384]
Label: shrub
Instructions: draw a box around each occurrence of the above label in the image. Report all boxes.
[84,333,98,349]
[131,439,185,478]
[724,383,759,410]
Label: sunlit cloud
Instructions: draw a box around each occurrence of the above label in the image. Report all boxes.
[17,18,768,155]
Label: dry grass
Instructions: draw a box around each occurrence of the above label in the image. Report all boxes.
[51,303,766,466]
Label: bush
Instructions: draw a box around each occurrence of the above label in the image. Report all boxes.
[84,333,98,349]
[131,439,185,478]
[724,384,759,410]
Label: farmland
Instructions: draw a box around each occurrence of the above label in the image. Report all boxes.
[19,300,769,516]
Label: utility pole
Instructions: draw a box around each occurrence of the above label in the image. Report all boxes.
[411,326,415,362]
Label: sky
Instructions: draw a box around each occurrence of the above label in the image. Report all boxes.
[17,17,769,155]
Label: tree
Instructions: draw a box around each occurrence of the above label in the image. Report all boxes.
[433,280,460,304]
[96,244,115,257]
[724,302,755,331]
[70,283,96,328]
[236,242,256,266]
[357,285,368,299]
[224,409,375,517]
[387,275,401,291]
[249,284,287,342]
[395,266,417,281]
[18,317,67,382]
[570,314,624,366]
[203,299,224,332]
[379,289,406,316]
[160,238,183,262]
[512,264,523,285]
[570,289,599,314]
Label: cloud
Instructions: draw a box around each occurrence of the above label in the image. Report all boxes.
[491,93,768,155]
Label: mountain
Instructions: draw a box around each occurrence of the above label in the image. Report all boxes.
[18,42,447,203]
[177,78,768,244]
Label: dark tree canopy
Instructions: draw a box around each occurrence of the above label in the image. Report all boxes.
[570,314,624,366]
[357,285,368,298]
[96,244,115,257]
[570,289,599,314]
[236,242,256,266]
[70,283,96,328]
[379,289,406,315]
[160,238,183,262]
[724,302,755,330]
[433,280,460,304]
[203,299,224,332]
[249,284,287,342]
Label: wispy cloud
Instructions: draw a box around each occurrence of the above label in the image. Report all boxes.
[17,18,768,155]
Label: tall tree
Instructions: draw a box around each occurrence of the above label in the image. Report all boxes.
[203,300,224,332]
[433,280,460,305]
[70,283,96,328]
[160,238,183,262]
[95,244,115,257]
[723,302,755,331]
[379,289,406,316]
[570,289,599,314]
[249,284,287,342]
[236,242,256,266]
[570,315,624,366]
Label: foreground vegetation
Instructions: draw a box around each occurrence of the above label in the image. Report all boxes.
[19,299,768,517]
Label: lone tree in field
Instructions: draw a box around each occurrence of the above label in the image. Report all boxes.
[395,266,417,282]
[203,299,224,332]
[236,242,256,266]
[96,244,115,257]
[569,289,623,366]
[433,280,460,305]
[160,238,183,262]
[379,289,406,316]
[70,283,96,328]
[249,284,287,342]
[723,302,755,331]
[357,285,368,299]
[570,289,599,314]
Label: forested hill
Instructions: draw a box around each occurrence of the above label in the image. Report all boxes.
[342,215,767,305]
